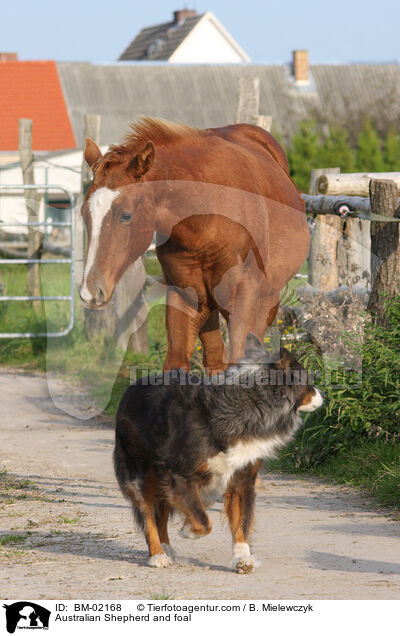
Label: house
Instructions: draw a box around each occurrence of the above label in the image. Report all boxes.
[56,55,400,148]
[2,49,400,233]
[0,57,76,154]
[118,9,250,63]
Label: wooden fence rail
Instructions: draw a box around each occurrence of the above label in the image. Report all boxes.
[304,173,400,326]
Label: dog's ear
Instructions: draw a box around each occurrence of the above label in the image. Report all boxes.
[244,332,266,361]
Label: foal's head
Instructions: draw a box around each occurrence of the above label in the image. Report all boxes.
[80,135,157,308]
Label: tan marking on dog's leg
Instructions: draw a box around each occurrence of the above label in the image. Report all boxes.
[224,460,261,574]
[142,476,172,567]
[156,503,174,557]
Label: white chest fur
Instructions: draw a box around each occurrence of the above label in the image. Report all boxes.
[201,437,284,506]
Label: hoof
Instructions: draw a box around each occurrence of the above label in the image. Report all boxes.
[148,552,172,568]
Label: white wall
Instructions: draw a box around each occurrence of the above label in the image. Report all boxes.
[0,147,107,234]
[170,17,247,64]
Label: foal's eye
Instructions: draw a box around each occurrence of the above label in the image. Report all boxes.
[120,213,132,223]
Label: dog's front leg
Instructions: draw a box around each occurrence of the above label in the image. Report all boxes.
[139,478,172,568]
[224,460,262,574]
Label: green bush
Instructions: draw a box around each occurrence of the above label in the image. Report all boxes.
[287,120,320,192]
[280,296,400,469]
[355,119,384,172]
[383,128,400,171]
[287,118,399,192]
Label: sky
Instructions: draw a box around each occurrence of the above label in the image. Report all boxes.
[2,0,400,65]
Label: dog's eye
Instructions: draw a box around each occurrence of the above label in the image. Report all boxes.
[120,213,132,223]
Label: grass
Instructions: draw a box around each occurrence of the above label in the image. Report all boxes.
[0,256,308,420]
[0,533,29,546]
[0,258,169,417]
[268,438,400,513]
[0,470,37,492]
[151,592,174,600]
[59,516,80,524]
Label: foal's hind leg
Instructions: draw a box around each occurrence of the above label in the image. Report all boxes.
[126,476,172,568]
[224,460,262,574]
[168,476,212,539]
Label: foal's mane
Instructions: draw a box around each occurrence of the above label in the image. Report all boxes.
[99,118,202,171]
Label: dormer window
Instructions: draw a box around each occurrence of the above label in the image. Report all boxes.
[147,39,165,59]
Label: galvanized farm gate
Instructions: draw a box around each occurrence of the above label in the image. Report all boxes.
[0,183,75,338]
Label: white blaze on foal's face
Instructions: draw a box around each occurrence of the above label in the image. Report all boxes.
[80,187,120,304]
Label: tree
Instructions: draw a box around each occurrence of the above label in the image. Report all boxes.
[320,126,354,173]
[288,120,320,192]
[355,120,384,172]
[383,128,400,171]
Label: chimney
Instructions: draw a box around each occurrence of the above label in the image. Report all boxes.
[173,9,197,24]
[292,50,309,84]
[0,52,18,61]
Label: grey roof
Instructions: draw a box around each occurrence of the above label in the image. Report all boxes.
[56,61,400,149]
[118,14,204,61]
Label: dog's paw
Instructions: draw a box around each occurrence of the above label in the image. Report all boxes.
[231,542,258,574]
[148,552,172,568]
[178,524,201,540]
[233,556,256,574]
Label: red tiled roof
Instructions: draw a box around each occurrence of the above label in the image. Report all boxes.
[0,60,76,151]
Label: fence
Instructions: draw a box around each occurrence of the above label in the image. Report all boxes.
[302,175,400,325]
[0,183,75,338]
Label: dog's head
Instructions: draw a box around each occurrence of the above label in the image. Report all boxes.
[242,333,323,413]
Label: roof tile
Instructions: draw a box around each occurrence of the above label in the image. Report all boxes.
[0,60,76,151]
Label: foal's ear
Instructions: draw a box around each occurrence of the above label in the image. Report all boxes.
[84,138,102,169]
[128,142,155,178]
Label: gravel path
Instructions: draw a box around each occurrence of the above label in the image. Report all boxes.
[1,368,399,600]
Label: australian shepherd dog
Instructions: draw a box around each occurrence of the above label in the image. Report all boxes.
[114,333,323,573]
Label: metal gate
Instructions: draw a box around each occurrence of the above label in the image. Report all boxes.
[0,184,75,338]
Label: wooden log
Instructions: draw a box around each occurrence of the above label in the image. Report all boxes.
[316,172,400,197]
[367,179,400,324]
[308,168,341,289]
[84,259,148,352]
[302,194,372,215]
[19,119,43,312]
[341,217,371,287]
[236,77,260,124]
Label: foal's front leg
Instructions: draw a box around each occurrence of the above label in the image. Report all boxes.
[163,287,210,371]
[224,460,262,573]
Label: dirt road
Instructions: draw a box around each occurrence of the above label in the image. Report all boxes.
[1,368,399,600]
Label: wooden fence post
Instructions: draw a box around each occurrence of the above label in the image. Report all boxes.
[255,115,272,132]
[236,77,272,130]
[341,216,371,288]
[367,179,400,324]
[236,77,260,124]
[19,118,43,311]
[315,171,371,287]
[80,115,148,353]
[76,114,101,285]
[308,167,341,289]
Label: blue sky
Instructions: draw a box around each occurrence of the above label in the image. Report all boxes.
[2,0,399,64]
